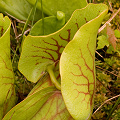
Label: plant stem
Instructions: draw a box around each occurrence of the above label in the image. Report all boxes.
[20,8,32,41]
[12,0,39,63]
[46,64,61,90]
[20,0,39,41]
[41,0,44,35]
[106,96,120,120]
[31,0,39,27]
[89,0,92,3]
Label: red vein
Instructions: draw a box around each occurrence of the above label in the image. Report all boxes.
[71,39,96,108]
[0,55,12,72]
[0,27,4,36]
[59,29,71,42]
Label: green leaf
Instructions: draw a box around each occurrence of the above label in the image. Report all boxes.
[18,4,107,84]
[28,73,54,96]
[28,74,73,119]
[18,4,87,83]
[3,86,73,120]
[26,0,88,21]
[2,87,56,120]
[97,35,109,50]
[114,29,120,38]
[0,13,16,119]
[30,12,65,36]
[106,44,114,54]
[0,0,41,20]
[60,4,108,120]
